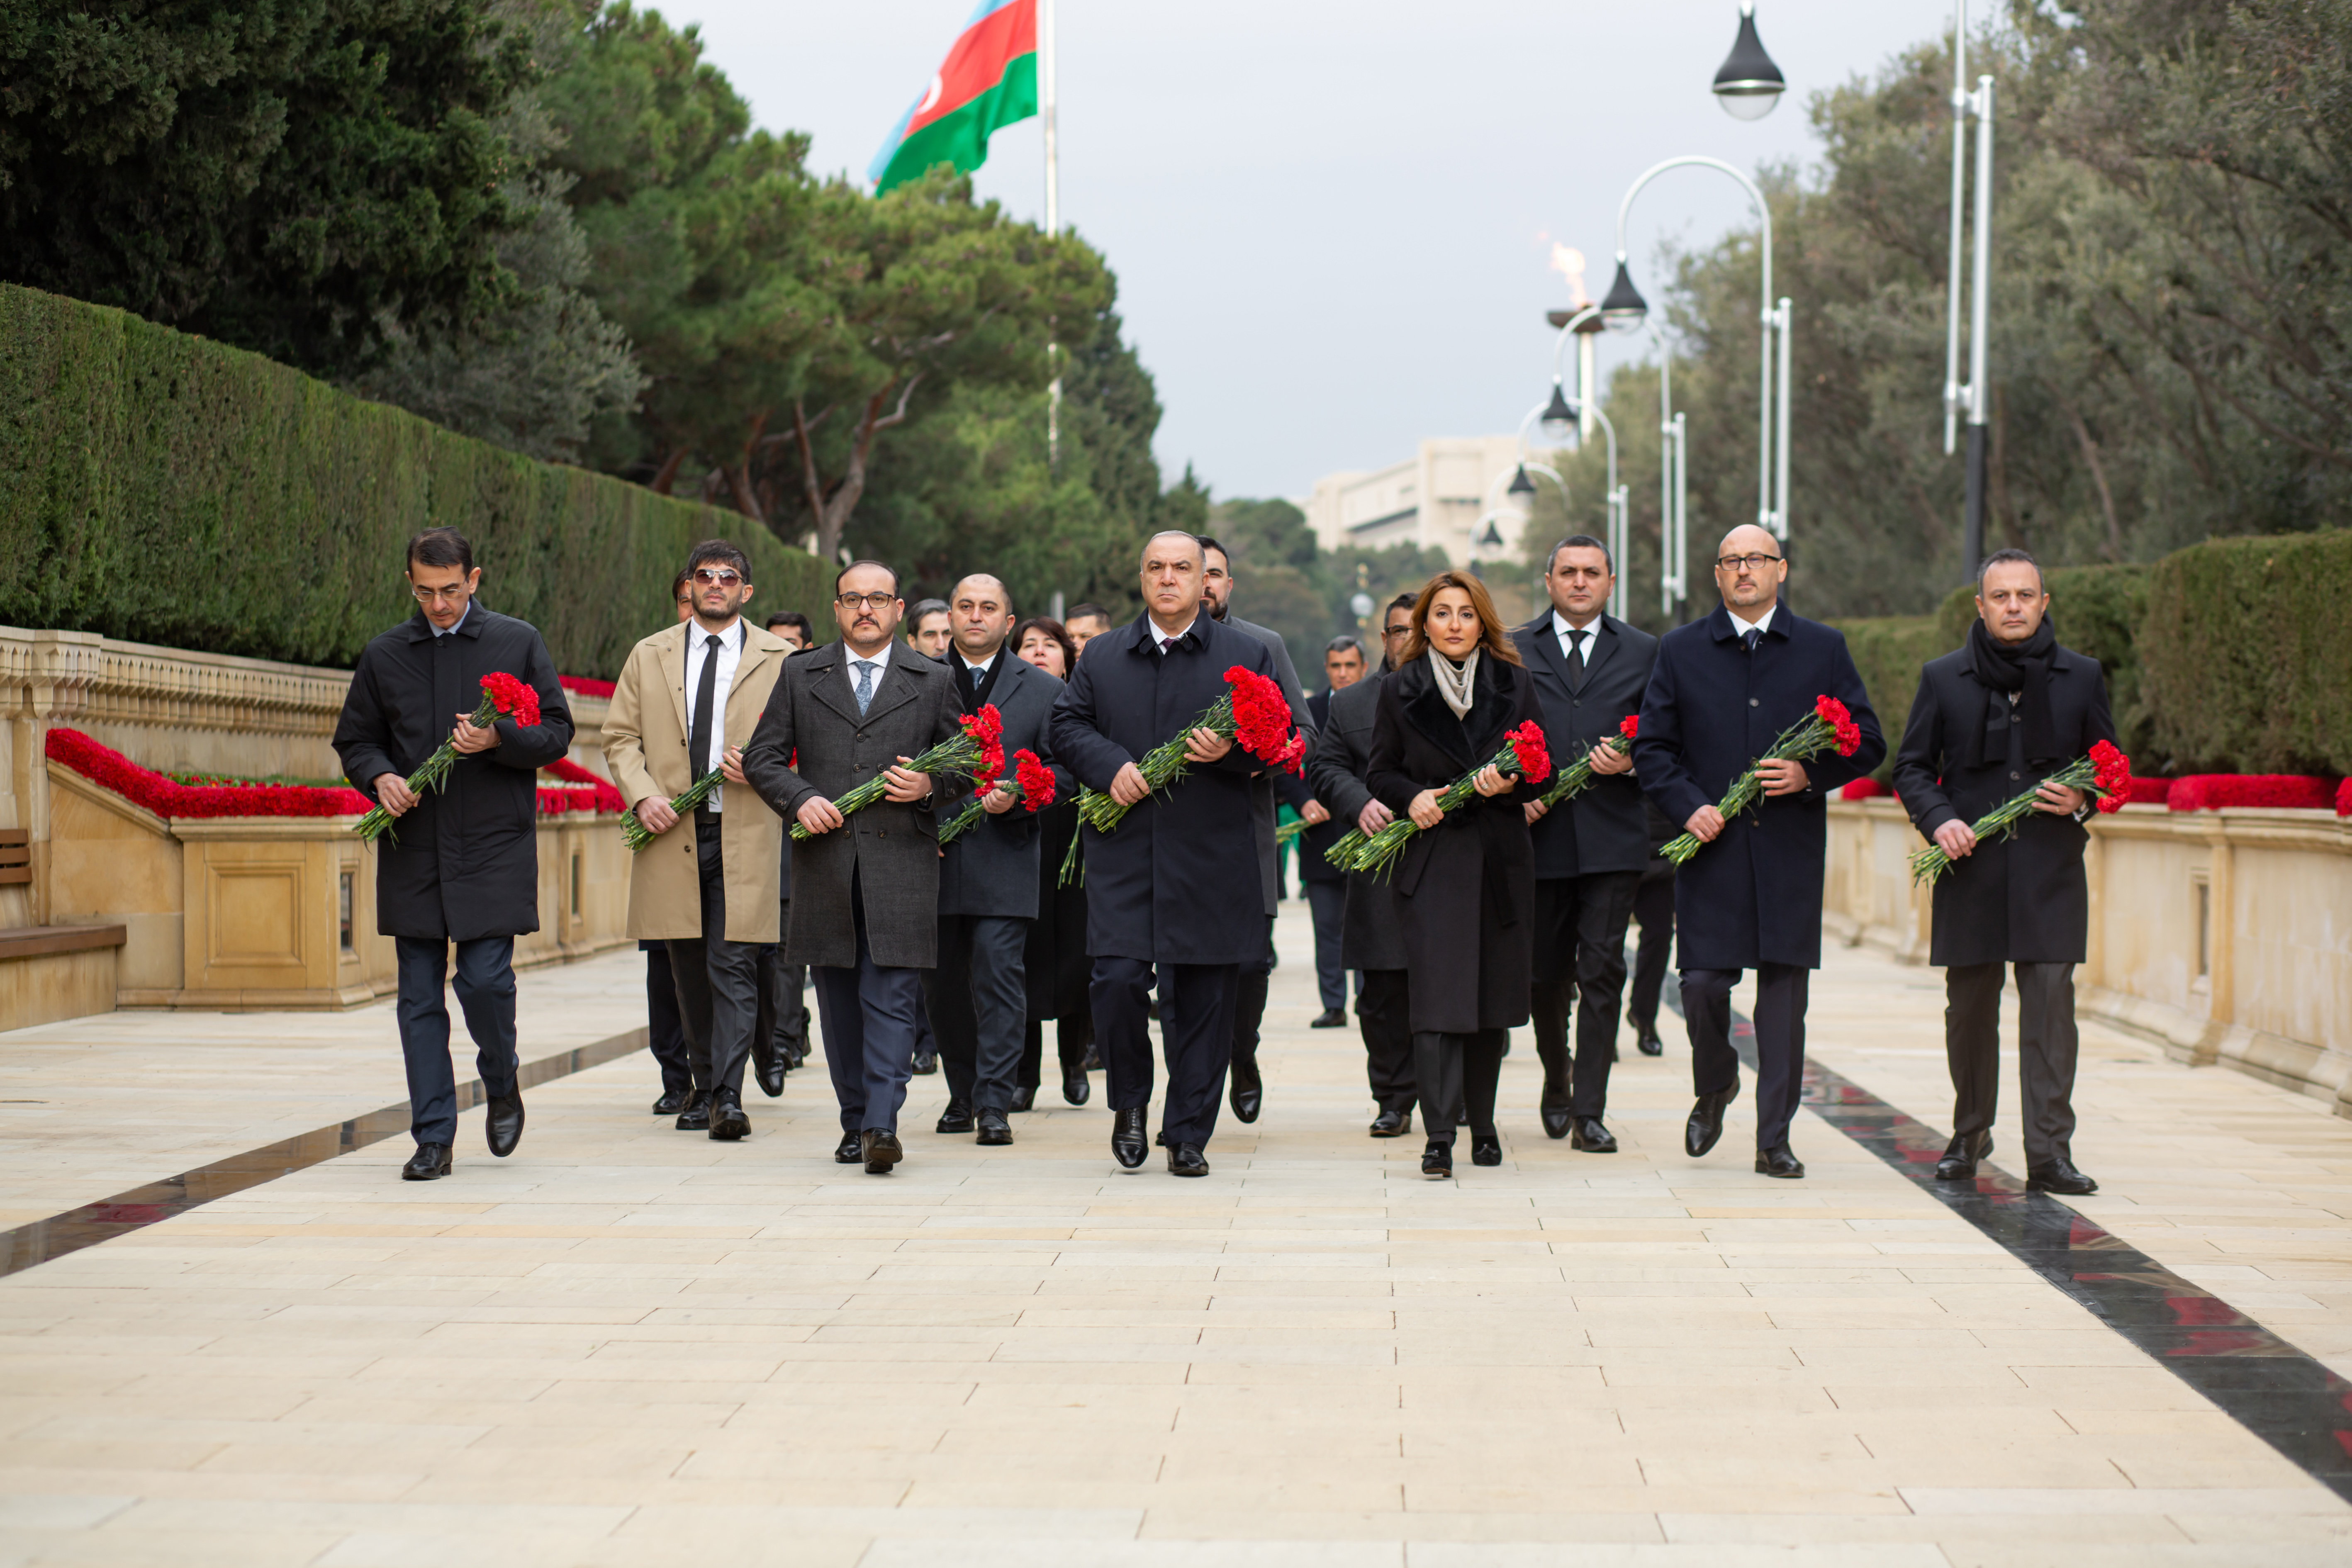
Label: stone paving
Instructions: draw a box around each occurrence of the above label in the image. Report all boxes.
[0,907,2348,1565]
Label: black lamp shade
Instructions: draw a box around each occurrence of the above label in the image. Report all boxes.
[1712,10,1785,118]
[1507,465,1536,497]
[1600,260,1649,333]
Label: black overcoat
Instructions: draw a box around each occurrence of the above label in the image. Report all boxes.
[1049,613,1291,966]
[334,606,573,942]
[742,640,962,969]
[1892,642,2117,967]
[1305,672,1408,972]
[1024,799,1091,1020]
[935,653,1071,920]
[1510,612,1658,879]
[1634,606,1885,971]
[1367,655,1542,1034]
[1289,688,1347,888]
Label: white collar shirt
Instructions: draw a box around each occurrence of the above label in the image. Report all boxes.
[684,618,745,812]
[1727,604,1777,642]
[1147,614,1200,653]
[1550,609,1602,667]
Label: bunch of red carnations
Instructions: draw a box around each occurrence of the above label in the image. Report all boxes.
[1908,740,2132,884]
[789,704,1006,842]
[1658,694,1861,866]
[1534,713,1639,811]
[355,673,541,843]
[1326,720,1552,879]
[937,747,1057,846]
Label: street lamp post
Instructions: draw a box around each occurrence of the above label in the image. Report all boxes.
[1539,309,1675,622]
[1943,0,1994,581]
[1522,390,1627,623]
[1651,324,1690,620]
[1711,2,1787,121]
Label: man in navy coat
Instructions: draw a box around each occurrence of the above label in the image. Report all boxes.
[1050,532,1294,1178]
[1634,525,1884,1178]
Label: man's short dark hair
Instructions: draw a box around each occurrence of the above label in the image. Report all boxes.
[765,610,814,639]
[670,568,692,602]
[687,538,752,583]
[1978,547,2043,591]
[1325,635,1364,657]
[1195,534,1229,567]
[835,559,900,595]
[1385,592,1417,617]
[907,598,950,628]
[407,526,473,575]
[1066,601,1111,626]
[1547,534,1614,575]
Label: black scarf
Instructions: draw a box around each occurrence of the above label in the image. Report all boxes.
[1964,615,2060,769]
[950,645,1006,715]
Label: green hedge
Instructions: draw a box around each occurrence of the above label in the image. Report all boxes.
[0,283,829,677]
[1835,613,1945,774]
[2140,534,2352,774]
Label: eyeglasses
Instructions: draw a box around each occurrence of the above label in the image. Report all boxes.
[836,592,898,611]
[410,583,471,604]
[691,568,742,587]
[1714,553,1784,571]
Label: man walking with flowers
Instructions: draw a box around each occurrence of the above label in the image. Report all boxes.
[1633,525,1883,1178]
[334,528,573,1181]
[1892,549,2121,1195]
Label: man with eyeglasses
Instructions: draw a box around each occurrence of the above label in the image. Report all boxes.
[744,561,963,1175]
[334,527,573,1182]
[606,542,794,1142]
[1633,524,1883,1180]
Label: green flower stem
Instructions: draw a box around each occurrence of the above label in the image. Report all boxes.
[1338,739,1529,880]
[1536,733,1633,811]
[620,767,723,853]
[1657,713,1840,866]
[354,690,500,845]
[786,728,993,843]
[1907,755,2104,884]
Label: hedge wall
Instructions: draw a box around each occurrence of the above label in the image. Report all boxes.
[0,283,830,677]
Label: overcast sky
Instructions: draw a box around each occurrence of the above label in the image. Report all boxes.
[667,0,1946,500]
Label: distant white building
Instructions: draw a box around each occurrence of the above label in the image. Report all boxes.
[1303,436,1536,564]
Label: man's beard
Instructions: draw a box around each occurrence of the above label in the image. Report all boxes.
[1208,596,1228,621]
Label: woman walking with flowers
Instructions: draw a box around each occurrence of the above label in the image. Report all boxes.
[1364,572,1546,1179]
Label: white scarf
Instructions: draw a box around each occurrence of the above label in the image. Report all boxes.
[1428,647,1478,719]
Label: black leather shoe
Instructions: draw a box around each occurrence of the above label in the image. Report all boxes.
[1470,1136,1502,1167]
[911,1051,939,1076]
[1082,1044,1104,1071]
[1061,1069,1090,1105]
[1685,1082,1739,1158]
[1309,1008,1348,1029]
[1112,1107,1148,1170]
[674,1090,711,1132]
[976,1110,1013,1146]
[1167,1142,1209,1177]
[834,1130,864,1164]
[752,1035,785,1098]
[485,1089,525,1158]
[1755,1143,1805,1179]
[1010,1085,1037,1113]
[936,1099,975,1134]
[862,1128,904,1174]
[1539,1102,1572,1140]
[402,1143,452,1181]
[1230,1056,1263,1124]
[1420,1140,1452,1180]
[2027,1157,2098,1195]
[1154,1130,1167,1147]
[1369,1109,1411,1138]
[1636,1028,1664,1057]
[783,1039,809,1071]
[709,1089,749,1142]
[651,1088,688,1116]
[1570,1117,1618,1153]
[1936,1131,1993,1181]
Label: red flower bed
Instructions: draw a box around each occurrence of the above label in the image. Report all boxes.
[2123,777,2172,806]
[2338,779,2352,818]
[541,757,626,815]
[559,674,616,700]
[2167,774,2340,812]
[46,728,372,819]
[1838,779,1891,801]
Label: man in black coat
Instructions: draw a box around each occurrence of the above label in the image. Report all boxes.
[1295,636,1367,1030]
[1512,536,1659,1152]
[1634,525,1884,1179]
[1624,800,1679,1058]
[333,528,573,1182]
[1893,548,2117,1196]
[924,573,1072,1145]
[1050,532,1294,1178]
[1305,596,1419,1136]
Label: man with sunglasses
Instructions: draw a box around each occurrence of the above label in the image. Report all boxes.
[1633,524,1883,1180]
[606,542,795,1142]
[334,528,573,1182]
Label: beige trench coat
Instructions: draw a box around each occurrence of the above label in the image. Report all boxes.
[604,621,791,942]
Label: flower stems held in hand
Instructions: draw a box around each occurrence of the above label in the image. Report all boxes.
[1658,695,1862,866]
[355,673,542,844]
[1906,740,2132,884]
[1336,721,1552,879]
[1536,713,1640,811]
[936,748,1055,847]
[620,767,723,853]
[789,705,1006,843]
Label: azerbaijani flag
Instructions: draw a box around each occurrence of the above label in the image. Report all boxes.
[868,0,1039,195]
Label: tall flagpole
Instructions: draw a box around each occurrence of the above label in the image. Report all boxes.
[1041,0,1062,466]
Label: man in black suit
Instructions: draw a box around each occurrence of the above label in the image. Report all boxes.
[1297,635,1367,1028]
[1050,532,1296,1177]
[1306,596,1419,1135]
[1634,525,1884,1179]
[925,573,1071,1145]
[1893,548,2117,1196]
[1512,536,1659,1152]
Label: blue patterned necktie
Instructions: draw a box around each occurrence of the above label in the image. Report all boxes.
[855,659,878,714]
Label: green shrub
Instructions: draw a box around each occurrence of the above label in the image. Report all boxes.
[1832,614,1945,779]
[0,283,828,676]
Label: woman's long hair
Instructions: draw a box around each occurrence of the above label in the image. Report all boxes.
[1398,571,1523,667]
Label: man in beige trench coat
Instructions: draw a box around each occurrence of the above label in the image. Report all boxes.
[605,540,791,1140]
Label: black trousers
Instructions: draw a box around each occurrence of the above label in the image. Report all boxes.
[923,914,1030,1115]
[809,871,924,1133]
[1946,961,2081,1167]
[1411,1028,1504,1147]
[1020,1015,1090,1090]
[1305,879,1348,1012]
[1682,964,1809,1152]
[754,894,808,1066]
[1095,955,1239,1149]
[394,935,518,1147]
[666,818,762,1098]
[1357,967,1415,1115]
[1230,916,1277,1071]
[1529,872,1641,1118]
[1626,871,1675,1035]
[644,942,691,1096]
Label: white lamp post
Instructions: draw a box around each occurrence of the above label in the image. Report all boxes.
[1942,0,1994,580]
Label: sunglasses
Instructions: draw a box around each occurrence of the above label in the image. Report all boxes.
[692,568,743,587]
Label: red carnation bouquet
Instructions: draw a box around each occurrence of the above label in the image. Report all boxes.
[1327,720,1552,879]
[355,672,542,843]
[1659,694,1862,866]
[790,703,1006,842]
[1909,739,2132,884]
[1535,713,1639,811]
[937,747,1057,846]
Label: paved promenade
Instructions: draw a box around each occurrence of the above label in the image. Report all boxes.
[2,909,2349,1564]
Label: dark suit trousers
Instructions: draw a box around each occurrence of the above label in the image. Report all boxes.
[1305,880,1348,1012]
[394,935,518,1147]
[1230,917,1277,1070]
[1529,872,1640,1117]
[667,818,761,1098]
[1946,962,2081,1167]
[810,869,925,1133]
[1626,872,1675,1034]
[1682,964,1809,1152]
[1357,967,1415,1114]
[644,943,690,1096]
[1020,1015,1090,1090]
[1096,956,1239,1148]
[924,915,1030,1115]
[755,894,808,1063]
[1412,1028,1504,1147]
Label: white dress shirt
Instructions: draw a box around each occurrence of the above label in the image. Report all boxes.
[1549,609,1600,670]
[954,646,1000,688]
[1728,604,1777,641]
[684,618,744,811]
[1147,613,1200,653]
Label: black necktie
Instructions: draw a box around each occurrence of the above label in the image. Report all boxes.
[690,633,721,779]
[1566,631,1586,689]
[1742,628,1762,655]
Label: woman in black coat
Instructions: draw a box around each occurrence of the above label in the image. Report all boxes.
[1366,572,1542,1178]
[1011,618,1094,1105]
